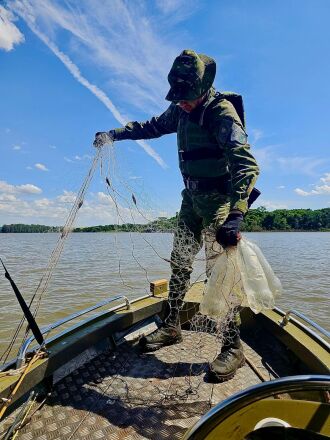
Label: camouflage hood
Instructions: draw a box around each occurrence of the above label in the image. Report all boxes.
[165,49,216,102]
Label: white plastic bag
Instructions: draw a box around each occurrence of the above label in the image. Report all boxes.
[200,237,282,318]
[200,246,242,320]
[247,240,282,299]
[237,237,282,313]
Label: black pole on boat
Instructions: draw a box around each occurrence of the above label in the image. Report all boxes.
[0,258,44,347]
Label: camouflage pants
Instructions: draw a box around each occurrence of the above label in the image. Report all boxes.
[166,188,232,324]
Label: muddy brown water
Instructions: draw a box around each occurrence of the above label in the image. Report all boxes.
[0,232,329,360]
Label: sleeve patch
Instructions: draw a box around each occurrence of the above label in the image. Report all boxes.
[230,123,247,144]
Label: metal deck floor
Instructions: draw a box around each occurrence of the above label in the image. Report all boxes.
[11,329,291,440]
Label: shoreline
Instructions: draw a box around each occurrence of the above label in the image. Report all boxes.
[1,229,330,234]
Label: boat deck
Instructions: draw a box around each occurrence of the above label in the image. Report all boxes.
[12,326,295,440]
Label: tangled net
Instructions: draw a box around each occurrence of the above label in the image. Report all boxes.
[1,142,280,416]
[97,144,246,366]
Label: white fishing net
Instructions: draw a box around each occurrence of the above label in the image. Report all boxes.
[1,141,282,412]
[200,236,282,318]
[95,143,245,359]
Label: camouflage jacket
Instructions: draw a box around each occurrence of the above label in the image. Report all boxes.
[113,89,259,214]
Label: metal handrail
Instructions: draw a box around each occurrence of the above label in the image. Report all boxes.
[16,295,131,368]
[183,375,330,439]
[280,309,330,339]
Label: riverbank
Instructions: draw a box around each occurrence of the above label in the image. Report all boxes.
[2,206,330,233]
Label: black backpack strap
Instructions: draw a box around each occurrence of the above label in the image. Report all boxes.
[179,148,223,161]
[220,91,246,128]
[200,91,246,129]
[198,94,216,127]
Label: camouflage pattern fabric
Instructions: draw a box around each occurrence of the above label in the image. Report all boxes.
[111,50,257,329]
[165,49,216,102]
[113,88,259,215]
[166,189,241,327]
[166,190,229,319]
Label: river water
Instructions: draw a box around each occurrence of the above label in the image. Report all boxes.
[0,232,329,359]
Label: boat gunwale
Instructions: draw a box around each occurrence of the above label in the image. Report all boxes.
[0,293,168,413]
[1,288,329,421]
[182,374,330,440]
[273,307,330,351]
[0,293,158,373]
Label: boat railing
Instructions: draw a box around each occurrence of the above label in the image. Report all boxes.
[15,294,131,369]
[280,309,330,340]
[183,375,330,439]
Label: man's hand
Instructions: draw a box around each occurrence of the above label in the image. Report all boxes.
[93,131,115,148]
[216,212,244,247]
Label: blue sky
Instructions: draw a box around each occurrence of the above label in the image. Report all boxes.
[0,0,329,226]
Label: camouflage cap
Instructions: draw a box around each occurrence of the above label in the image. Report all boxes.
[165,49,216,102]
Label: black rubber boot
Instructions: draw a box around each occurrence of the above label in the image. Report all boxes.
[209,336,245,382]
[139,323,182,352]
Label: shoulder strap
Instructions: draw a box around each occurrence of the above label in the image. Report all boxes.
[201,91,246,129]
[219,91,246,128]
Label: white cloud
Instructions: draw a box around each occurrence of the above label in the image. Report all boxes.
[320,173,330,184]
[0,187,157,226]
[0,5,24,51]
[253,146,276,170]
[12,144,21,150]
[18,0,175,110]
[250,128,263,143]
[277,156,326,177]
[19,184,42,194]
[9,0,170,168]
[0,180,42,194]
[35,163,49,171]
[74,154,92,161]
[0,181,15,193]
[155,0,199,23]
[295,186,330,196]
[294,188,313,197]
[254,146,326,177]
[34,198,52,208]
[97,191,112,204]
[63,154,93,163]
[0,197,67,224]
[312,185,330,194]
[294,172,330,196]
[0,193,17,202]
[257,200,288,210]
[56,190,76,203]
[277,185,285,189]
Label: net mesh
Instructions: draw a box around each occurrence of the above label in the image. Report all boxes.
[0,141,278,418]
[95,144,279,364]
[94,144,242,376]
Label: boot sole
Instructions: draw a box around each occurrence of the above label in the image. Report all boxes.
[140,335,183,352]
[208,357,245,383]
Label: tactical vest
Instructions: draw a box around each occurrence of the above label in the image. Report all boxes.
[177,91,245,181]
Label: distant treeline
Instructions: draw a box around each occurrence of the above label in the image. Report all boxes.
[1,208,330,233]
[0,224,61,233]
[242,207,330,231]
[74,216,178,233]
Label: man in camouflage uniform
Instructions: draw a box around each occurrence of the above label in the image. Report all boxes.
[94,50,259,381]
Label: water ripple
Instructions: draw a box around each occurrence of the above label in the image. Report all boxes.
[0,232,329,357]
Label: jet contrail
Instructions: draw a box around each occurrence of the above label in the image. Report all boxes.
[10,4,167,169]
